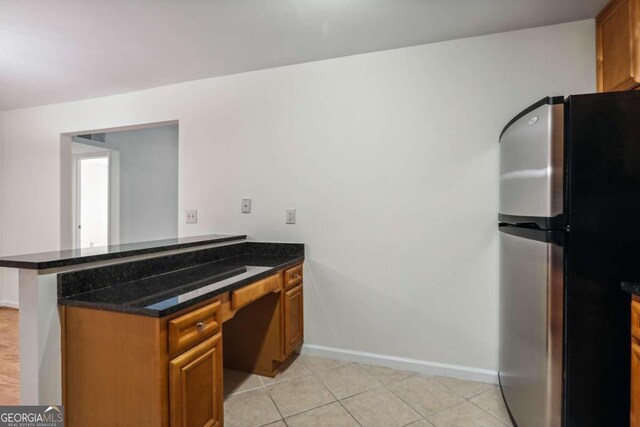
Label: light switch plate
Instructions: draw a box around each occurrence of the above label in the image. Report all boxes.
[186,209,197,223]
[286,209,296,224]
[242,198,251,213]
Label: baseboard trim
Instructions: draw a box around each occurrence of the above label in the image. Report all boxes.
[301,344,497,384]
[0,300,19,309]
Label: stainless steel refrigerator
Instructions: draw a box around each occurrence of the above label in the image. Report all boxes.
[499,92,640,426]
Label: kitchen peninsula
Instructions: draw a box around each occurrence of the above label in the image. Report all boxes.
[0,234,304,426]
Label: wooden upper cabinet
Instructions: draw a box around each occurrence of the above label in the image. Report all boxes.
[169,334,223,427]
[597,0,640,92]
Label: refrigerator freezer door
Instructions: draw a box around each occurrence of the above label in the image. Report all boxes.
[499,226,563,427]
[499,99,564,224]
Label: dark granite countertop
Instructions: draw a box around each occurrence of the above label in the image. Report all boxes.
[622,282,640,296]
[58,242,304,317]
[0,234,246,270]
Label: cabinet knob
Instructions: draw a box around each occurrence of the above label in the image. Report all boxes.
[293,273,301,279]
[196,322,205,330]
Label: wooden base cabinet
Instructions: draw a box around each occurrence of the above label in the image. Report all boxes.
[169,334,223,427]
[62,263,304,426]
[632,295,640,427]
[284,284,304,355]
[633,341,640,427]
[597,0,640,92]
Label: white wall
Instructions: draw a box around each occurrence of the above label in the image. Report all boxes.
[73,125,179,244]
[0,113,5,306]
[0,109,18,307]
[0,20,595,371]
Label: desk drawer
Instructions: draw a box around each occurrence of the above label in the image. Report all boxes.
[169,301,221,355]
[231,274,281,310]
[284,265,303,290]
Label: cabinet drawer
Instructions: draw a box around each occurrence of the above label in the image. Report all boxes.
[169,301,221,355]
[284,264,303,290]
[633,297,640,340]
[231,274,281,310]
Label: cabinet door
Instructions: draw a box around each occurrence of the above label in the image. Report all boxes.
[597,0,640,92]
[283,284,304,355]
[170,334,223,427]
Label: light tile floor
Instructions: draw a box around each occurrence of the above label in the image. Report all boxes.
[224,355,512,427]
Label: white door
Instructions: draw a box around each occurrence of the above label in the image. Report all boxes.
[76,155,110,248]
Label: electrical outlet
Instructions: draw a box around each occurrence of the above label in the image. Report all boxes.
[186,209,198,224]
[286,209,296,224]
[242,198,251,213]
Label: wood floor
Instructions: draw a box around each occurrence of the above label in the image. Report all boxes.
[0,308,19,405]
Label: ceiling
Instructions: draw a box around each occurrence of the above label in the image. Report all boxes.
[0,0,606,111]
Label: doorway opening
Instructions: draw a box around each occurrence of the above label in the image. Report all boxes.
[64,121,179,250]
[73,153,113,248]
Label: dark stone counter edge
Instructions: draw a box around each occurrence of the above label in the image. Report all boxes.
[0,234,247,270]
[58,256,304,317]
[622,282,640,296]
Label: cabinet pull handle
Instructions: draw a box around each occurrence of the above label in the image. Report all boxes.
[293,273,301,279]
[196,322,205,330]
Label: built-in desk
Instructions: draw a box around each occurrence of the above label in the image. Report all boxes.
[58,243,304,426]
